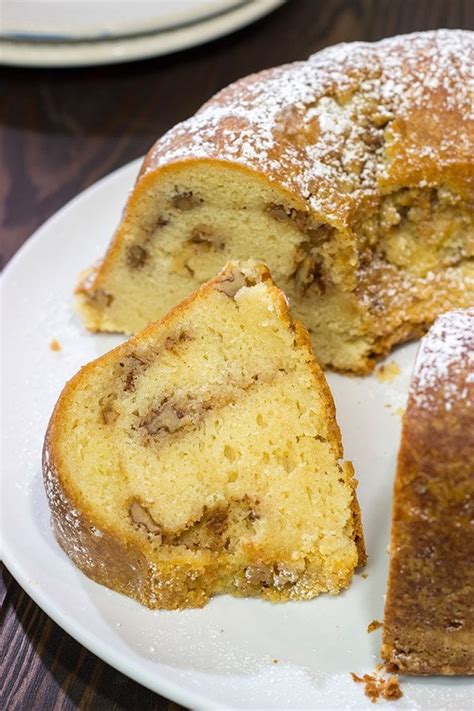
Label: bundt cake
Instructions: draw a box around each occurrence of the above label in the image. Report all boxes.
[45,261,366,610]
[382,308,474,675]
[76,30,474,374]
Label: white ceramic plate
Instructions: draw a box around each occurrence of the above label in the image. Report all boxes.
[0,0,284,67]
[1,159,472,710]
[0,1,245,41]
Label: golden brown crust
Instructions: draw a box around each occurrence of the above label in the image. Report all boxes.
[139,31,473,219]
[47,261,365,609]
[163,34,471,210]
[382,308,474,674]
[344,460,367,568]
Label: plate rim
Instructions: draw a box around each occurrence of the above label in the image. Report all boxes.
[0,0,286,68]
[0,0,246,43]
[2,551,221,710]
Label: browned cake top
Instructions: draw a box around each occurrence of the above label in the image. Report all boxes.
[382,308,474,675]
[141,30,474,228]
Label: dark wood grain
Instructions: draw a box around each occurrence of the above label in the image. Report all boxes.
[1,567,181,711]
[2,1,473,708]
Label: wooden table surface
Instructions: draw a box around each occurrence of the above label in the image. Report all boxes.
[2,1,473,708]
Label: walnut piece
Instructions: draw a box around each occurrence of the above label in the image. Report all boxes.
[102,405,119,424]
[150,215,169,232]
[171,191,202,211]
[213,268,247,298]
[273,563,300,588]
[244,563,273,587]
[142,401,185,435]
[164,331,191,352]
[266,203,294,223]
[129,501,161,535]
[361,126,383,150]
[99,393,119,424]
[126,244,148,268]
[189,225,224,250]
[266,202,330,243]
[292,254,325,295]
[303,223,333,243]
[90,289,114,308]
[121,352,148,392]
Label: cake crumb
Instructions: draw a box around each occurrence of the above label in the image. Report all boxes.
[361,573,368,579]
[351,670,403,703]
[385,403,405,418]
[382,676,403,701]
[272,659,279,664]
[376,362,401,383]
[50,339,62,352]
[367,619,383,633]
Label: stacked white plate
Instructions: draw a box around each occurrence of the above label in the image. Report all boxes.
[0,0,285,67]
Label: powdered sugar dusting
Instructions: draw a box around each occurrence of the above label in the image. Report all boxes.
[411,308,474,412]
[144,30,473,224]
[43,447,96,568]
[357,258,474,329]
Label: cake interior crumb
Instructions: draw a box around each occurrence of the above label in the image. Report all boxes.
[50,339,62,352]
[375,362,401,383]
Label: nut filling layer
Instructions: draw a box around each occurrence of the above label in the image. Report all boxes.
[138,370,281,440]
[129,496,259,553]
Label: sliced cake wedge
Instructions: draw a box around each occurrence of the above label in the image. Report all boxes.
[382,308,474,674]
[44,260,365,609]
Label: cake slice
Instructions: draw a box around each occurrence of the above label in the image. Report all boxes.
[382,308,474,674]
[44,260,366,610]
